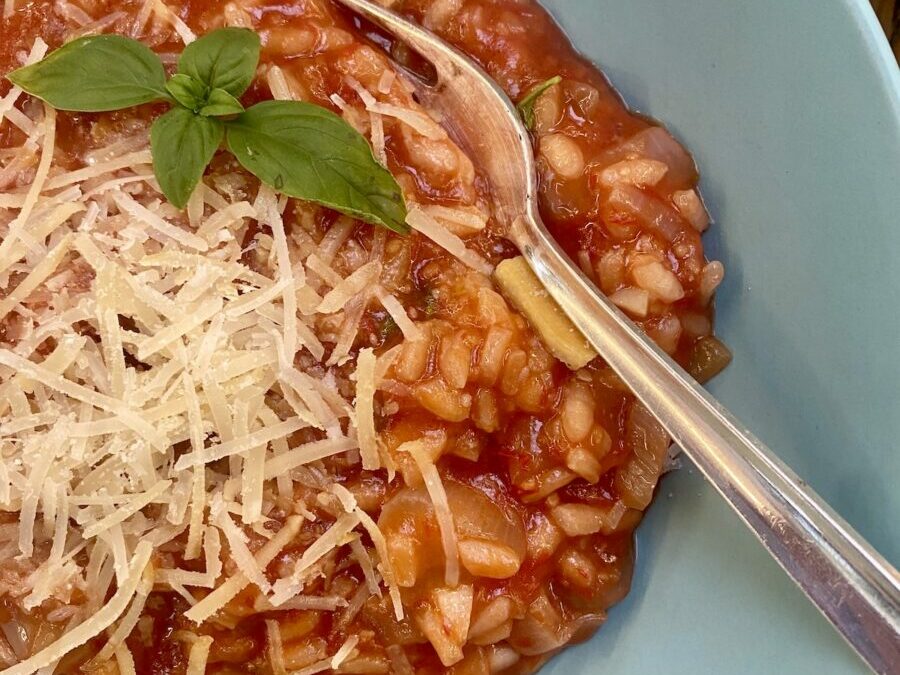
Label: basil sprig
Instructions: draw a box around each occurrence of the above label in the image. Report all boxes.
[517,75,561,131]
[6,29,408,233]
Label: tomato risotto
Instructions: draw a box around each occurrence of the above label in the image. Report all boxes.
[0,0,730,673]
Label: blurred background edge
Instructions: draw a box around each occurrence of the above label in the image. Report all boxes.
[870,0,900,59]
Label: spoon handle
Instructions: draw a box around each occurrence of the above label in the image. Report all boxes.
[512,215,900,674]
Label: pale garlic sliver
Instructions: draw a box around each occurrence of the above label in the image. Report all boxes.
[493,256,596,370]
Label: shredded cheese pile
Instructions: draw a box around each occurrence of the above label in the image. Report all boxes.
[0,21,497,670]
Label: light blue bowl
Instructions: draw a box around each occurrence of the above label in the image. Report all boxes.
[537,1,900,673]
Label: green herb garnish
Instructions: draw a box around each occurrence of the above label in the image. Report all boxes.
[6,29,408,232]
[150,106,223,210]
[6,35,168,111]
[516,75,561,130]
[164,73,210,113]
[423,289,439,317]
[378,314,398,342]
[178,28,259,98]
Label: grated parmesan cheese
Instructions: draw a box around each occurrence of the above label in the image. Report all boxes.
[153,0,196,43]
[185,514,303,623]
[353,348,380,470]
[225,277,291,319]
[75,11,128,39]
[2,542,153,675]
[265,619,288,675]
[333,484,404,621]
[377,69,396,95]
[350,538,381,596]
[331,635,360,669]
[0,233,72,321]
[269,513,361,606]
[316,261,381,314]
[43,150,153,191]
[375,287,422,341]
[304,253,345,288]
[262,436,356,479]
[211,497,272,593]
[256,185,298,359]
[290,658,333,675]
[0,105,55,269]
[370,110,387,166]
[422,203,488,231]
[56,1,96,28]
[115,644,137,675]
[84,563,156,668]
[3,104,36,136]
[113,191,209,252]
[196,200,256,241]
[352,86,446,140]
[174,418,306,470]
[406,207,493,274]
[183,371,207,560]
[185,635,214,675]
[402,439,460,587]
[0,39,47,124]
[0,19,506,670]
[82,480,172,539]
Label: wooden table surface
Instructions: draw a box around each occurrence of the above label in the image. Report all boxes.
[870,0,899,60]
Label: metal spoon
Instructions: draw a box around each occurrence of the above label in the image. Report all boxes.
[333,0,900,671]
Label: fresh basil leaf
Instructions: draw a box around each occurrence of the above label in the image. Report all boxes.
[150,106,223,209]
[516,75,561,130]
[225,101,408,233]
[177,27,260,97]
[6,35,168,112]
[166,73,207,112]
[167,76,243,117]
[199,88,244,117]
